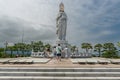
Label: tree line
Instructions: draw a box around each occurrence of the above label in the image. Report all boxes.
[70,42,120,58]
[0,41,120,58]
[0,41,51,58]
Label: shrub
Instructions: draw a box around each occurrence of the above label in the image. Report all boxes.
[102,50,119,58]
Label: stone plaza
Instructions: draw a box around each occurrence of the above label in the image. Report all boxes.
[0,57,120,65]
[0,57,120,80]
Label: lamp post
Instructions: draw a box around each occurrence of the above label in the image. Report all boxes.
[4,41,8,54]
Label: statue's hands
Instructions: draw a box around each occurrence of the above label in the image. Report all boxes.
[56,30,58,34]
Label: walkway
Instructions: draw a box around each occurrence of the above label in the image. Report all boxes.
[0,57,120,68]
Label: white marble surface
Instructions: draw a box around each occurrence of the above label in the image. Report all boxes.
[0,57,50,64]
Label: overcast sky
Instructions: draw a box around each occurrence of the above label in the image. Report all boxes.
[0,0,120,47]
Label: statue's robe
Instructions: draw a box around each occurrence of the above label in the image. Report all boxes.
[56,12,67,40]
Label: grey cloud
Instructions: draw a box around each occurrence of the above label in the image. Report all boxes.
[0,15,56,47]
[66,0,120,45]
[0,0,120,47]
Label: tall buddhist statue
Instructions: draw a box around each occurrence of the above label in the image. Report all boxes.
[56,2,67,40]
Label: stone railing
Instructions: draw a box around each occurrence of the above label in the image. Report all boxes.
[31,52,45,58]
[71,53,92,58]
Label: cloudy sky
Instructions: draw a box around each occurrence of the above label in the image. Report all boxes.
[0,0,120,47]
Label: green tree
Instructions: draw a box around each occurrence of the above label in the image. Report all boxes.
[15,43,26,56]
[7,46,14,58]
[117,42,120,56]
[81,43,92,53]
[32,41,44,52]
[0,48,4,52]
[103,43,116,51]
[117,42,120,47]
[38,41,44,52]
[71,45,76,53]
[94,44,103,57]
[117,42,120,51]
[44,43,51,52]
[0,48,5,57]
[102,43,118,58]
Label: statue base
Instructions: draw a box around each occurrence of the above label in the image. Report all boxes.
[56,40,71,58]
[56,40,68,49]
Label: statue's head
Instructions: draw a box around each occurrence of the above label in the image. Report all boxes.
[59,2,64,12]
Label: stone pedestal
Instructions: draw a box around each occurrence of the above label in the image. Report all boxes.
[56,40,71,58]
[56,40,68,49]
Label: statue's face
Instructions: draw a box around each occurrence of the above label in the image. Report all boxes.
[60,3,64,12]
[60,7,64,11]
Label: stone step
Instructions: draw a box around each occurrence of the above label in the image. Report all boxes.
[0,67,120,80]
[0,68,120,72]
[0,76,120,80]
[0,72,120,77]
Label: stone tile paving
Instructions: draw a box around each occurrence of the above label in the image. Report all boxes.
[0,57,51,64]
[0,57,120,68]
[30,58,51,63]
[0,59,9,63]
[71,58,120,64]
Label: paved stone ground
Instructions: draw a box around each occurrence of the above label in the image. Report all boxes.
[71,58,110,64]
[0,57,51,64]
[0,57,120,68]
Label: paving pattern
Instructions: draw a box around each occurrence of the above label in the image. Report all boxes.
[0,57,50,64]
[0,57,120,80]
[0,57,120,68]
[71,58,120,64]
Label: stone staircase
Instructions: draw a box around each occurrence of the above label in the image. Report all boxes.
[0,67,120,80]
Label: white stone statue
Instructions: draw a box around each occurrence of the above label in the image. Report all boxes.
[56,2,67,40]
